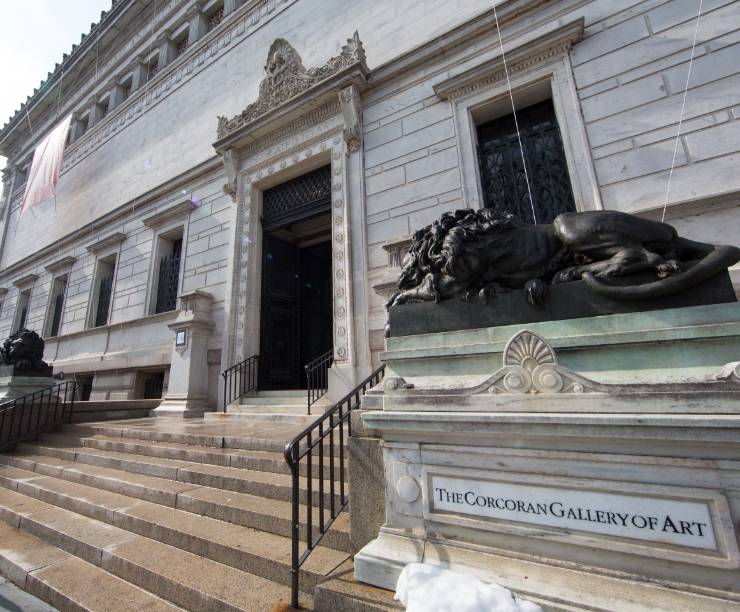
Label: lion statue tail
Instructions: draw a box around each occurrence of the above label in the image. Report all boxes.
[582,243,740,300]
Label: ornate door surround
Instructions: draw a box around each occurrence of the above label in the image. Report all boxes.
[213,33,368,380]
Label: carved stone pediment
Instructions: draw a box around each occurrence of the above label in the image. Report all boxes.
[217,32,367,140]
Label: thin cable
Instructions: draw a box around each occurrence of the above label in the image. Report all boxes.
[492,4,537,224]
[662,0,703,223]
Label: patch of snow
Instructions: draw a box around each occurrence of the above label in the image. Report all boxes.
[394,563,543,612]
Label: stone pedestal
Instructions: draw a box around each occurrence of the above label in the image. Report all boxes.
[355,304,740,610]
[153,291,214,418]
[0,366,57,400]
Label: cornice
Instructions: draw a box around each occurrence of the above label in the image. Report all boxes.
[86,232,127,254]
[12,273,39,288]
[142,200,197,229]
[367,0,554,87]
[433,19,585,100]
[44,256,77,274]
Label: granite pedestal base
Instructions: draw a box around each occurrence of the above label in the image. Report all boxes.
[356,317,740,610]
[0,367,57,400]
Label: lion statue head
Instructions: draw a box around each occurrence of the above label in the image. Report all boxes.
[0,328,48,373]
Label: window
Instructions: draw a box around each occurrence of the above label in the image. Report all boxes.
[120,78,132,102]
[175,34,189,57]
[207,2,225,31]
[89,256,116,328]
[147,56,159,80]
[98,97,110,120]
[44,275,68,337]
[477,99,576,224]
[138,371,165,399]
[78,113,89,137]
[13,289,31,332]
[153,231,183,314]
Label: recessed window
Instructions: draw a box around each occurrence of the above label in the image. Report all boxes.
[98,97,110,120]
[476,98,575,224]
[175,34,189,57]
[153,230,183,314]
[13,289,31,332]
[44,275,68,337]
[207,2,225,31]
[139,371,165,399]
[78,113,89,137]
[147,56,159,80]
[120,78,132,101]
[89,255,116,328]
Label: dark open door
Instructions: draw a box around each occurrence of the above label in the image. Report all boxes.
[300,242,333,368]
[259,234,302,390]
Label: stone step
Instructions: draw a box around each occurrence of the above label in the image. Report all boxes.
[241,395,310,406]
[0,520,181,612]
[0,484,346,593]
[254,389,307,398]
[314,559,403,612]
[0,489,312,610]
[37,432,345,480]
[0,464,350,553]
[60,418,316,453]
[1,450,343,508]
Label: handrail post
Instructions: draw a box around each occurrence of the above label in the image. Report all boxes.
[289,445,300,609]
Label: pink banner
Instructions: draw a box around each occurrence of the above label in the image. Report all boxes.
[21,114,73,216]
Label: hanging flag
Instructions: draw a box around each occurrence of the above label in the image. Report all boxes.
[20,114,73,216]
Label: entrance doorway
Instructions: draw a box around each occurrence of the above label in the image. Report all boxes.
[259,167,334,390]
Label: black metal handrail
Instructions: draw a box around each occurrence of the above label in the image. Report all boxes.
[221,354,258,411]
[284,364,385,608]
[0,381,78,452]
[304,349,333,415]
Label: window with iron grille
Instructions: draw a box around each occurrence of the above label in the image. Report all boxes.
[154,238,182,314]
[95,273,114,327]
[175,36,189,57]
[148,57,159,79]
[45,275,68,338]
[208,5,225,31]
[477,99,576,225]
[262,166,332,231]
[14,289,31,332]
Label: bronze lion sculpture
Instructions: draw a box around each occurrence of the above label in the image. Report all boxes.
[0,328,49,372]
[387,209,740,307]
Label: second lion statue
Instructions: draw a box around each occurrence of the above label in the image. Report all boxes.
[387,209,740,308]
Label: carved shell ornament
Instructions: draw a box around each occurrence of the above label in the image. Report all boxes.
[489,330,595,395]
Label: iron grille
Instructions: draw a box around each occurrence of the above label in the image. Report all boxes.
[176,37,189,57]
[155,240,182,314]
[95,274,113,327]
[477,99,576,225]
[262,166,332,230]
[208,6,225,30]
[17,305,28,331]
[50,291,64,337]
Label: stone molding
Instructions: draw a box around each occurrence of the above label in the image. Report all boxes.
[215,32,367,141]
[381,329,740,398]
[12,273,38,288]
[433,19,585,101]
[86,231,126,254]
[142,199,197,229]
[44,256,77,274]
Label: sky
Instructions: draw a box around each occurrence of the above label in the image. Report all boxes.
[0,0,112,196]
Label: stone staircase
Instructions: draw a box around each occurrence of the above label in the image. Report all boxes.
[0,416,352,611]
[225,390,332,423]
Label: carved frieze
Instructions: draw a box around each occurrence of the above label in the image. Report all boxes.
[216,31,367,139]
